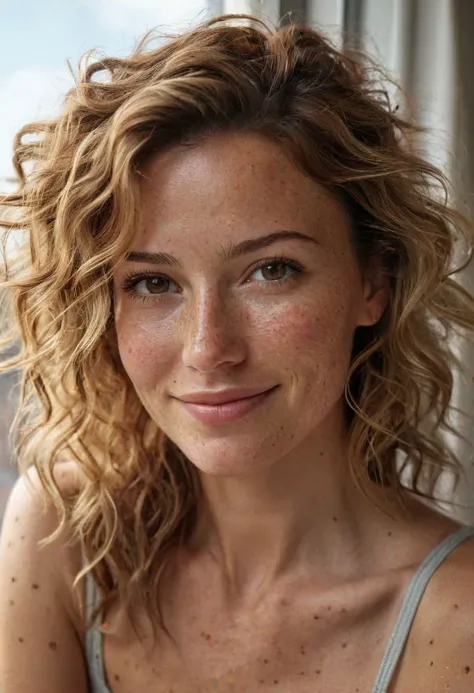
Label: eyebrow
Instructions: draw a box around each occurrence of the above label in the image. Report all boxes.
[125,230,319,267]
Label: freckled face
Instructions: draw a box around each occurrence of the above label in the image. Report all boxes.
[113,133,384,476]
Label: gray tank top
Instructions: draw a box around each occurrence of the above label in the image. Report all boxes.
[85,524,474,692]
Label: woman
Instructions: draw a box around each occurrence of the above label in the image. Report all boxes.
[0,12,473,693]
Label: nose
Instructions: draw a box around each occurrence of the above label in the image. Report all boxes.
[181,290,247,373]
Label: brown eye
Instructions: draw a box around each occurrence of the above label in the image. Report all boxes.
[248,258,303,285]
[143,277,170,294]
[259,262,288,281]
[122,273,179,297]
[250,259,301,283]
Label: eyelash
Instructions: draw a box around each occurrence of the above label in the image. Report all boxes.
[121,256,305,302]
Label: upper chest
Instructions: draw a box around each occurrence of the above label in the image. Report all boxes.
[100,569,412,693]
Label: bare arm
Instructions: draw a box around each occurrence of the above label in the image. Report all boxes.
[0,469,89,693]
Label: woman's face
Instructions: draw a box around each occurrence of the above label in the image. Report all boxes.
[113,133,386,476]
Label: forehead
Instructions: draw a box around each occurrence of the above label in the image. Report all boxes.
[135,133,351,250]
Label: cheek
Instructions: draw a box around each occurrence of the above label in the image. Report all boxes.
[262,288,356,366]
[264,288,357,416]
[114,311,176,390]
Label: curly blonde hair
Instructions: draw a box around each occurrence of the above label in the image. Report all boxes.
[1,13,474,629]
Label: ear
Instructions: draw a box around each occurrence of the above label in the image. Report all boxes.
[356,264,390,328]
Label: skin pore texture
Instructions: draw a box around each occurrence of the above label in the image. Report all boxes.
[2,132,474,693]
[113,131,391,595]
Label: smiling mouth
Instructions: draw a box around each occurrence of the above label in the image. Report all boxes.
[177,386,277,406]
[176,386,278,425]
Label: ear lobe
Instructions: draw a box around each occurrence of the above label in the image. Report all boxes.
[357,283,389,328]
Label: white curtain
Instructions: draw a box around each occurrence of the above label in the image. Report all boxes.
[222,0,474,522]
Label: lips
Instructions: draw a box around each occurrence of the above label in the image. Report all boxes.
[177,386,275,406]
[175,386,278,425]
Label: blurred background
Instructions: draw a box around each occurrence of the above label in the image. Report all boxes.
[1,0,474,522]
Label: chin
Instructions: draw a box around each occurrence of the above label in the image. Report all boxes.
[172,436,279,477]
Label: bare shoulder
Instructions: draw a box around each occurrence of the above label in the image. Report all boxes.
[395,525,474,692]
[52,458,85,496]
[0,462,88,693]
[1,461,82,566]
[1,461,84,578]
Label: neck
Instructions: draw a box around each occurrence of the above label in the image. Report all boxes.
[189,407,408,601]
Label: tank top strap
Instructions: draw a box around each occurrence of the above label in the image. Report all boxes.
[85,570,112,693]
[371,524,474,693]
